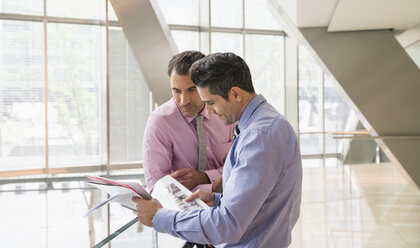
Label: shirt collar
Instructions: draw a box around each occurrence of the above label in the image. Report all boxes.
[237,94,266,131]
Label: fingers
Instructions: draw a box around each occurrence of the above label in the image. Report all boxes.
[177,179,191,185]
[132,196,143,203]
[171,168,189,178]
[185,190,201,202]
[172,169,194,181]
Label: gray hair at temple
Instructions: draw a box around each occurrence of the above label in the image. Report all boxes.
[189,52,255,100]
[167,50,205,76]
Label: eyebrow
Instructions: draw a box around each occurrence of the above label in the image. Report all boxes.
[171,86,196,91]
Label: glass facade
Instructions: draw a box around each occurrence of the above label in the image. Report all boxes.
[0,0,361,247]
[0,20,45,170]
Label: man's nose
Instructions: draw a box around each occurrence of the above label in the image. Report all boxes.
[180,93,190,105]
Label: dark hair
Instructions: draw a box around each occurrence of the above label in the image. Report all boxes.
[189,52,255,100]
[167,50,205,76]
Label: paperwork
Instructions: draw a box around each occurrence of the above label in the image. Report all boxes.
[85,175,209,216]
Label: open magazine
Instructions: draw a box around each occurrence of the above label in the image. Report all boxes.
[85,175,210,216]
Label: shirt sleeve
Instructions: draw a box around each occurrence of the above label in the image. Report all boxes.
[153,129,284,245]
[193,183,212,192]
[203,167,223,183]
[142,115,173,192]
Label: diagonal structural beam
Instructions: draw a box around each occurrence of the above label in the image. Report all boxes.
[110,0,177,105]
[269,0,420,188]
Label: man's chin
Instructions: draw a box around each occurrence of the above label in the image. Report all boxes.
[219,117,230,125]
[181,110,196,117]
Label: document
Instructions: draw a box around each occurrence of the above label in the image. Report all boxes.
[85,175,209,216]
[86,175,210,248]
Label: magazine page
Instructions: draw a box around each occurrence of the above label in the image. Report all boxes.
[85,175,209,215]
[152,175,210,211]
[86,175,151,200]
[86,182,140,211]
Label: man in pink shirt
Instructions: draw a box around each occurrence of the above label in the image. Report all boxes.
[142,50,234,193]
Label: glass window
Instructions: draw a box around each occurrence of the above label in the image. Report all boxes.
[211,0,242,28]
[245,34,284,113]
[156,0,198,25]
[47,23,106,167]
[324,74,355,153]
[47,0,106,20]
[171,30,199,52]
[299,134,322,155]
[324,74,353,132]
[244,0,283,30]
[108,27,151,164]
[0,0,43,15]
[299,46,322,154]
[0,20,45,170]
[211,32,243,57]
[108,0,118,22]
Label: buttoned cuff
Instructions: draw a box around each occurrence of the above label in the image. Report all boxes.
[213,193,221,207]
[204,169,221,183]
[153,208,177,233]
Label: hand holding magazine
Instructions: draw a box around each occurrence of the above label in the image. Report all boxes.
[85,175,210,248]
[85,174,209,216]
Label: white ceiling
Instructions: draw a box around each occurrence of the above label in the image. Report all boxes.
[328,0,420,32]
[296,0,339,27]
[275,0,420,32]
[272,0,420,47]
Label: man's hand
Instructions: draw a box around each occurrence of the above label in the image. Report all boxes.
[212,175,223,193]
[171,168,210,190]
[185,189,215,207]
[132,197,163,227]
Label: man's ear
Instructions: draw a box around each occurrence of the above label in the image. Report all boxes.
[230,87,242,103]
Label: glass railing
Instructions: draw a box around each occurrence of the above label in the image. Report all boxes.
[4,131,417,247]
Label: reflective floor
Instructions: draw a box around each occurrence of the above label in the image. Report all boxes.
[1,162,419,248]
[291,163,420,248]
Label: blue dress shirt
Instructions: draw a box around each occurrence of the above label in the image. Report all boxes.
[153,94,302,248]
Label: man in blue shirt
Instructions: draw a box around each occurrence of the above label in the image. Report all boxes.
[133,52,302,247]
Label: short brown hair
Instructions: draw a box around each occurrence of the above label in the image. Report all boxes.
[190,52,255,100]
[167,50,205,76]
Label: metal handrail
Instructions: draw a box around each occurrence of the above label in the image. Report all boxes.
[330,131,370,135]
[0,162,142,178]
[332,135,420,140]
[297,130,369,135]
[330,131,420,140]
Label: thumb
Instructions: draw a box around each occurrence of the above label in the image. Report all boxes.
[171,168,188,178]
[185,191,200,202]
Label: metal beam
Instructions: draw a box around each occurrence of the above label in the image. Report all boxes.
[109,0,177,105]
[269,0,420,187]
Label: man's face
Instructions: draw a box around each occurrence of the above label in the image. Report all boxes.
[197,86,240,125]
[170,71,205,117]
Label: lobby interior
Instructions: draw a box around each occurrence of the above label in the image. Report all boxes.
[0,0,419,247]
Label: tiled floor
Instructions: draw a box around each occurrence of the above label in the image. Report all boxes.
[291,163,420,248]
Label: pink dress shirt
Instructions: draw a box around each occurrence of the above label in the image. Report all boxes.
[143,98,235,192]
